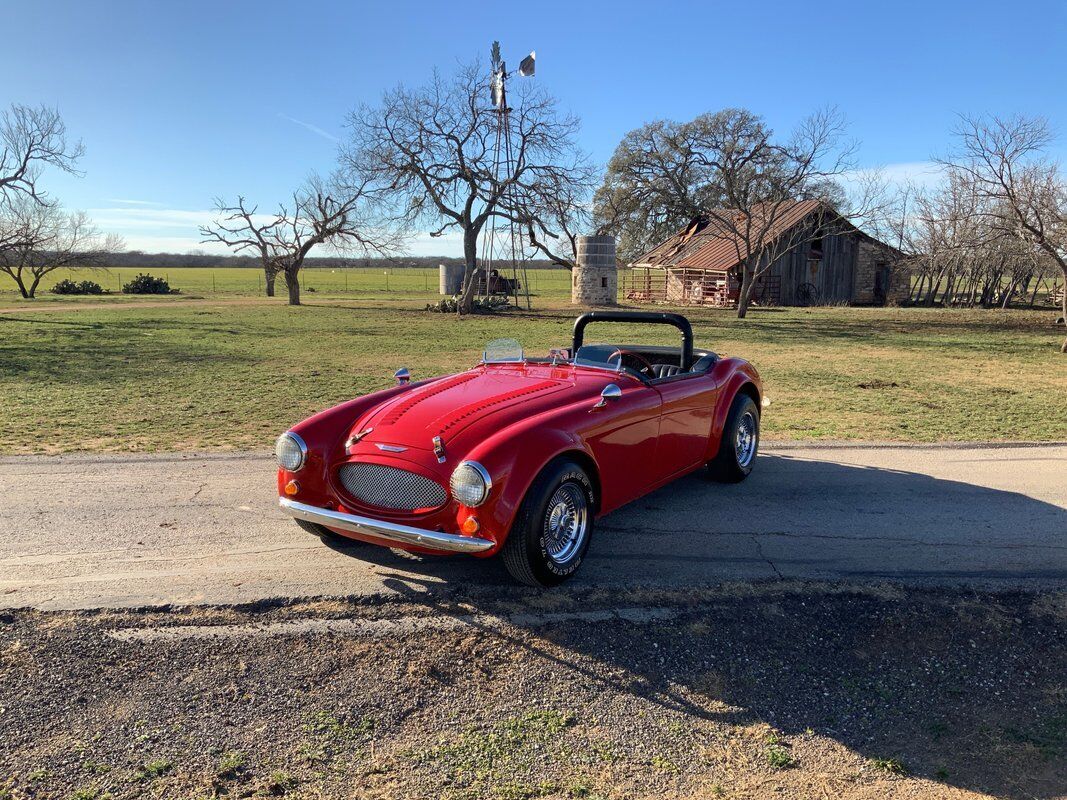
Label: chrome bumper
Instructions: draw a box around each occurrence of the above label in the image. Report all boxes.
[279,498,495,554]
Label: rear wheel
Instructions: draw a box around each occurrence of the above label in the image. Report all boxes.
[502,459,595,588]
[708,393,760,483]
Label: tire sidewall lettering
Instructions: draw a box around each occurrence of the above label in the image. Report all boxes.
[535,470,594,576]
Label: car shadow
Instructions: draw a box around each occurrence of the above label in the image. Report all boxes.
[316,453,1067,797]
[320,452,1067,589]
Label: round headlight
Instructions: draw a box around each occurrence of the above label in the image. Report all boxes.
[449,461,492,507]
[275,432,307,472]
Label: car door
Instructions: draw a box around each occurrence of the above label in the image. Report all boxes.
[582,378,662,514]
[651,372,719,481]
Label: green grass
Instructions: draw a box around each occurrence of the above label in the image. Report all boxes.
[2,294,1064,454]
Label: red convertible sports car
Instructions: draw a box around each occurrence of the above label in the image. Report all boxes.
[277,311,764,587]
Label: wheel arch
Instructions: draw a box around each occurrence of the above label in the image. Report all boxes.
[549,449,602,514]
[736,381,761,412]
[707,360,764,460]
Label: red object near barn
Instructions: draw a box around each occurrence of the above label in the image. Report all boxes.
[276,312,764,587]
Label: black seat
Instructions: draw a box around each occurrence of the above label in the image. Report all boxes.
[651,363,682,379]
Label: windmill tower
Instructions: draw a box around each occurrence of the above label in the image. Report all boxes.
[477,42,535,309]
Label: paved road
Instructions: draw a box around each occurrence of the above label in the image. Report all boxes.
[1,444,1064,610]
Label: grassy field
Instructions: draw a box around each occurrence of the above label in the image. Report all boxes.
[2,282,1064,453]
[0,266,579,301]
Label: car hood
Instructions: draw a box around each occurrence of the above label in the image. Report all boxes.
[344,366,597,458]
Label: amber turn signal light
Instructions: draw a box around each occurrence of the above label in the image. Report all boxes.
[284,480,300,496]
[461,516,480,535]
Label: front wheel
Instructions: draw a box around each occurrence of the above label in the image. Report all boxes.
[708,394,760,483]
[502,459,595,588]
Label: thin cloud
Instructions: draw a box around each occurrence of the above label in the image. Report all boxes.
[278,113,339,143]
[104,198,165,206]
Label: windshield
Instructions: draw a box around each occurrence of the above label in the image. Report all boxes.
[573,344,646,379]
[482,338,524,364]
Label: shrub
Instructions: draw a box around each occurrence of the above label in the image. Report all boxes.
[52,279,104,295]
[121,273,177,295]
[426,294,509,314]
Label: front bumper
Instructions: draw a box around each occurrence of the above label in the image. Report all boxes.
[279,497,495,554]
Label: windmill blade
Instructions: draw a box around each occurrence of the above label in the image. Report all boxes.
[518,51,535,77]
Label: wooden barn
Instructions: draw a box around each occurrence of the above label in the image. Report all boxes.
[628,199,907,307]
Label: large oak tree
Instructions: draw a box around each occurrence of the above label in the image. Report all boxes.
[343,59,590,313]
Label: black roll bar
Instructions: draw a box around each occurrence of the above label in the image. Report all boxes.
[572,311,693,369]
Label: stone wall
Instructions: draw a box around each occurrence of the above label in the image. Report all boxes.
[853,238,910,305]
[572,235,618,305]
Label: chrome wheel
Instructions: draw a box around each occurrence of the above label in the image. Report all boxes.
[543,482,589,564]
[735,410,758,468]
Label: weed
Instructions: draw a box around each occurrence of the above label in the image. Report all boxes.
[651,755,680,773]
[264,770,297,794]
[216,751,246,779]
[871,757,908,775]
[766,744,794,769]
[135,759,172,781]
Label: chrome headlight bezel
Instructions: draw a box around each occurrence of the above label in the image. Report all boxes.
[449,461,492,507]
[275,432,308,472]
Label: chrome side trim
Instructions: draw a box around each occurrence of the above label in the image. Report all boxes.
[279,498,494,554]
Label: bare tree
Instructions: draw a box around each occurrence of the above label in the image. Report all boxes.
[0,198,121,298]
[940,114,1067,351]
[687,108,860,317]
[199,197,285,297]
[0,104,84,208]
[343,59,589,313]
[201,176,398,305]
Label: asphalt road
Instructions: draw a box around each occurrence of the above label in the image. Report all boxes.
[1,443,1064,610]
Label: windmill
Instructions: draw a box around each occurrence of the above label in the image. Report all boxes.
[478,42,535,309]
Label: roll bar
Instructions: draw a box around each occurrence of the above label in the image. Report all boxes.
[572,311,693,369]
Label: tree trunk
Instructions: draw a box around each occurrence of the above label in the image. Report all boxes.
[28,271,44,299]
[1000,278,1020,309]
[12,271,30,299]
[457,227,479,316]
[284,270,300,306]
[265,272,276,297]
[1060,270,1067,353]
[736,267,754,319]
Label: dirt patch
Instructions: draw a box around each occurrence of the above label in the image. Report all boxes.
[1,585,1064,799]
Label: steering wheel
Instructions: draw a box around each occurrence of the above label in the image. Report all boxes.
[606,349,655,379]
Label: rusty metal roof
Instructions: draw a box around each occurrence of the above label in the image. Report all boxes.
[633,199,826,272]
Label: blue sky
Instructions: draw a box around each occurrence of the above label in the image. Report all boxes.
[3,0,1065,256]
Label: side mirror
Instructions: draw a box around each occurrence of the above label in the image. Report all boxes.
[394,367,411,385]
[592,383,621,410]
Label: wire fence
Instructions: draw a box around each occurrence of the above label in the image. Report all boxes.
[9,266,615,300]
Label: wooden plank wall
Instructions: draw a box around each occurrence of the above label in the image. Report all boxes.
[769,219,858,304]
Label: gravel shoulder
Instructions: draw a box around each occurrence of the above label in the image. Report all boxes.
[1,584,1064,800]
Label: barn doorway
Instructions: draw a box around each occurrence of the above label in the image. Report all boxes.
[873,263,890,306]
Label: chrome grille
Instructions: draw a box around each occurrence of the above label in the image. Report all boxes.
[337,462,448,511]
